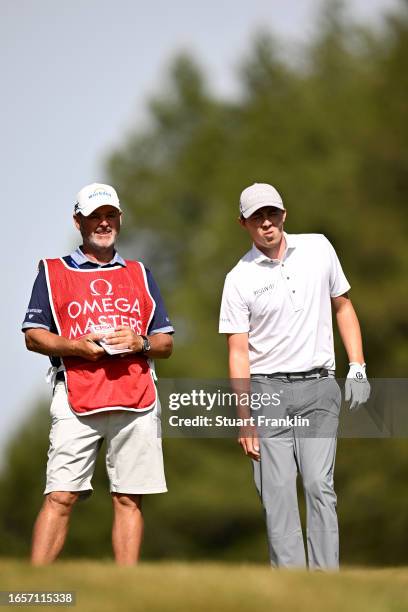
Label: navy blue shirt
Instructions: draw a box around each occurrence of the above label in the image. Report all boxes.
[22,247,173,368]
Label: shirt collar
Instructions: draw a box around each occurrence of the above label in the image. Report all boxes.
[251,232,297,264]
[70,247,126,267]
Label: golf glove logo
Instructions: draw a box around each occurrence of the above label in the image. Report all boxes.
[345,362,371,411]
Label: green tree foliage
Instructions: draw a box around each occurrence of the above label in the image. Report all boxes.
[2,0,407,564]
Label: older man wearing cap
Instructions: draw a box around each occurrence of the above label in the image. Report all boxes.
[22,183,173,565]
[219,182,370,570]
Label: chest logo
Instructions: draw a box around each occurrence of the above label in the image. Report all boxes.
[90,278,114,296]
[253,283,275,297]
[64,277,143,338]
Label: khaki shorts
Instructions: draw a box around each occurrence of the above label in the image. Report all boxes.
[44,382,167,498]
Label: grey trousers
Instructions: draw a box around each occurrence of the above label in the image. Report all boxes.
[251,375,341,570]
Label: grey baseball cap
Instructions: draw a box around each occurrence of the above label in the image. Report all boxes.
[239,183,284,219]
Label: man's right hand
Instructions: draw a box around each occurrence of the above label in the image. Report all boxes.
[238,426,261,462]
[71,334,106,361]
[227,334,260,460]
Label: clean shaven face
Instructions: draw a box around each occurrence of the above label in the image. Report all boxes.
[240,206,286,253]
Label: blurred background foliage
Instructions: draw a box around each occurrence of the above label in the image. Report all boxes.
[1,0,407,565]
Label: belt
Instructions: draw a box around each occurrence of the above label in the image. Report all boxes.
[252,368,334,380]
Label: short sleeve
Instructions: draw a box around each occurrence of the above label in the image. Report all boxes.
[21,262,56,332]
[219,273,250,333]
[324,238,351,297]
[145,268,174,334]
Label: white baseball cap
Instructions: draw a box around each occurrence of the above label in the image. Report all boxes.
[74,183,121,216]
[239,183,284,219]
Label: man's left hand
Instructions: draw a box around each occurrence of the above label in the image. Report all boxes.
[103,326,144,353]
[345,362,371,411]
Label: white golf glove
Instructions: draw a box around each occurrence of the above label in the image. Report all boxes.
[345,362,371,411]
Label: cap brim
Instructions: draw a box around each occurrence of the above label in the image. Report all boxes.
[74,202,122,217]
[241,201,285,219]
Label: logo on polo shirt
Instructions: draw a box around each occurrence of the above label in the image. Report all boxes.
[26,308,42,319]
[253,283,275,297]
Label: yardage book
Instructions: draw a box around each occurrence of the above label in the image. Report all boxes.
[90,324,132,356]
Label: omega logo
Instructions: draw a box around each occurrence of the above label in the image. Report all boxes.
[90,278,114,296]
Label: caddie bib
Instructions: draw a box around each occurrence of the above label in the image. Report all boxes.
[43,257,157,415]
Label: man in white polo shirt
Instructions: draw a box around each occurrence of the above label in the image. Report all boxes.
[219,182,370,570]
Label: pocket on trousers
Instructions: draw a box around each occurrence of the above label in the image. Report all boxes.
[311,378,341,436]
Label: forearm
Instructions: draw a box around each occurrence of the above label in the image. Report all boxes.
[230,358,251,419]
[145,333,173,359]
[229,351,250,380]
[227,335,251,418]
[25,328,78,358]
[226,334,259,458]
[335,302,365,364]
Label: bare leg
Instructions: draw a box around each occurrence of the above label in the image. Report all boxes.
[111,493,144,565]
[31,491,79,565]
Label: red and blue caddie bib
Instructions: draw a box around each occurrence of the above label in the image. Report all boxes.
[43,258,157,415]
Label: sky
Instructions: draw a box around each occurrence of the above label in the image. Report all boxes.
[0,0,400,458]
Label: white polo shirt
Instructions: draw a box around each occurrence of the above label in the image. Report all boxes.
[219,232,350,373]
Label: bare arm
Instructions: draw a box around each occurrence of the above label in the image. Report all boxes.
[24,328,106,361]
[25,327,173,360]
[141,332,173,359]
[228,332,250,379]
[331,293,365,364]
[103,327,173,359]
[227,333,260,461]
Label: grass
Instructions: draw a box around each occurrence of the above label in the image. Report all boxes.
[0,561,407,611]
